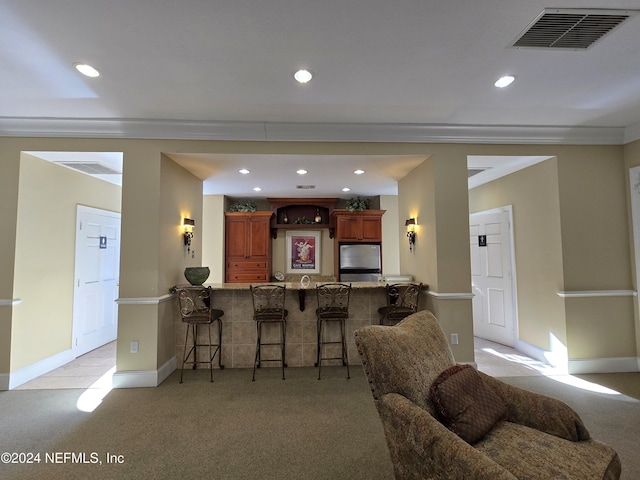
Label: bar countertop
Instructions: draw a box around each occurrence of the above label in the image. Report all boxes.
[200,281,387,290]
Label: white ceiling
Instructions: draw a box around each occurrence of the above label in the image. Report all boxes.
[7,1,640,197]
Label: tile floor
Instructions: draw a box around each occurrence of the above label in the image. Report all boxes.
[15,337,557,390]
[16,341,117,390]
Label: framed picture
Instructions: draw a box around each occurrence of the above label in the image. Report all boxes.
[286,230,321,274]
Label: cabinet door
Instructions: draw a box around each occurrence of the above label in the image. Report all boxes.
[248,217,270,259]
[225,216,248,259]
[360,217,382,241]
[337,216,362,241]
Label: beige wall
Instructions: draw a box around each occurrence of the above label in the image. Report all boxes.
[1,136,638,385]
[398,157,437,288]
[12,154,121,371]
[0,144,21,377]
[380,195,400,275]
[469,146,635,363]
[469,159,565,351]
[202,195,225,283]
[624,139,640,360]
[398,152,475,363]
[116,152,203,373]
[556,146,634,361]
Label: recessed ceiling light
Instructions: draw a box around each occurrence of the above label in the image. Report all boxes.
[342,187,351,192]
[294,69,313,84]
[253,187,262,192]
[296,169,308,175]
[239,168,251,174]
[495,75,515,88]
[74,63,100,78]
[353,169,365,175]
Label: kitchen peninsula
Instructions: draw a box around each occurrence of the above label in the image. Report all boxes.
[172,281,426,370]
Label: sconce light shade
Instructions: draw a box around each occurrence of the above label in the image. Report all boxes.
[183,218,195,252]
[405,218,416,252]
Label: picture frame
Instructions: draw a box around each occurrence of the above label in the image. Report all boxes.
[286,230,321,274]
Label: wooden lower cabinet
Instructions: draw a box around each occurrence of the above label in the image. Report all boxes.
[225,212,272,283]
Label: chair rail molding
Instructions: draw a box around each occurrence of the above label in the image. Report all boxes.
[0,298,22,306]
[556,290,637,298]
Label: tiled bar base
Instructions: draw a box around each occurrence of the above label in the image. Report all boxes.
[173,282,389,369]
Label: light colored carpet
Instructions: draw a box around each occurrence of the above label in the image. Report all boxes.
[0,367,638,479]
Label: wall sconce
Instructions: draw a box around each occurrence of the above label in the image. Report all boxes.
[405,218,416,252]
[183,218,195,253]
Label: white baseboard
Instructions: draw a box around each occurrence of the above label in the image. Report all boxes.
[112,356,177,388]
[568,357,640,375]
[6,348,76,390]
[514,339,555,365]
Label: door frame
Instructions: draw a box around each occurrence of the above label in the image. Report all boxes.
[469,205,519,345]
[72,205,121,357]
[628,166,640,358]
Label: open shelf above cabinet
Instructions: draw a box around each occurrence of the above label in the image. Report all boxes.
[267,198,338,239]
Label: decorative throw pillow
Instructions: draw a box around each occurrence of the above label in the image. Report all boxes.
[429,364,507,444]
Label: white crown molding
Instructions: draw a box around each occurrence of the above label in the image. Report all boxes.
[625,121,640,144]
[0,117,629,145]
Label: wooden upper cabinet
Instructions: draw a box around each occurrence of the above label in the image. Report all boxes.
[225,212,273,282]
[225,215,250,259]
[331,210,385,242]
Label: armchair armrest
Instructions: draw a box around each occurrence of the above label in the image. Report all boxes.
[480,373,590,442]
[377,393,516,480]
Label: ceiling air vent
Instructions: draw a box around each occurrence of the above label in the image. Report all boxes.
[511,8,639,50]
[55,161,122,175]
[296,185,316,190]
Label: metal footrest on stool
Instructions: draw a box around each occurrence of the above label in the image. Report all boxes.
[180,320,223,383]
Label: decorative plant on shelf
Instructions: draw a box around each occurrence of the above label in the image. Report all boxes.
[294,216,315,224]
[346,197,371,212]
[228,201,257,212]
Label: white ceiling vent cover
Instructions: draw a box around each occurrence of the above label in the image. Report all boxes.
[511,8,639,50]
[55,161,122,175]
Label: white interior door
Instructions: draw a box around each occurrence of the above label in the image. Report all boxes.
[470,209,516,346]
[72,206,121,357]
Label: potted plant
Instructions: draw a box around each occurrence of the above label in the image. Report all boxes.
[345,197,371,212]
[228,201,257,212]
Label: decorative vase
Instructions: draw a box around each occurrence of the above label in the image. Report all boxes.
[184,266,210,285]
[314,209,322,223]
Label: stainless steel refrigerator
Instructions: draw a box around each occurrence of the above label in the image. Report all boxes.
[338,243,381,282]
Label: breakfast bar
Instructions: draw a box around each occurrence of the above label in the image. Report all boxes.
[173,281,397,370]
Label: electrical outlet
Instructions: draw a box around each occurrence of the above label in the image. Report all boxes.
[450,333,459,345]
[130,340,139,353]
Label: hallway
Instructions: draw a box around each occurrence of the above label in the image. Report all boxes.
[15,337,558,390]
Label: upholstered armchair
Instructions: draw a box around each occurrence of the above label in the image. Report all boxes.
[354,310,621,480]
